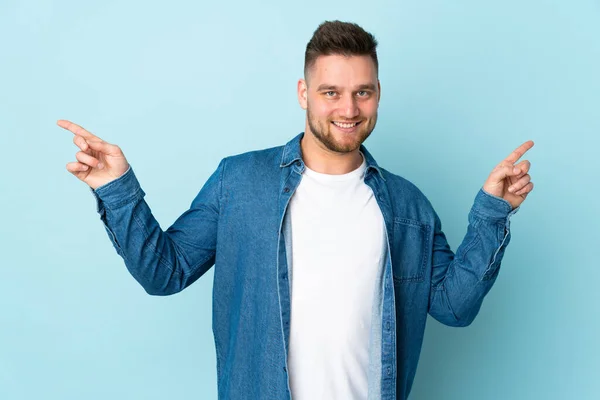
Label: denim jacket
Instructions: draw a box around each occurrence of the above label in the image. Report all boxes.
[91,133,518,400]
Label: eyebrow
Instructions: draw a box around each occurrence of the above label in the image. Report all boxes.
[316,84,377,92]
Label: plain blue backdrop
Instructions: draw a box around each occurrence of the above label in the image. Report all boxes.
[1,0,598,399]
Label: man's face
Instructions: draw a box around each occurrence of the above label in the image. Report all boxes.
[298,54,380,153]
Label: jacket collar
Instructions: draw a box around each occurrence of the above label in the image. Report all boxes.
[280,132,385,181]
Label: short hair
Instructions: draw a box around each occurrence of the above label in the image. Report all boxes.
[304,20,379,79]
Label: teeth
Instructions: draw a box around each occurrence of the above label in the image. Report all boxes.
[333,121,359,128]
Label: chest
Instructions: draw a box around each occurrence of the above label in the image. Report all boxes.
[288,177,386,278]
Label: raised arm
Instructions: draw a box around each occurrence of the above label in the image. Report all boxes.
[60,120,222,295]
[428,141,534,326]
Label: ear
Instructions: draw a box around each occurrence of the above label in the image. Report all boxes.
[377,79,381,104]
[297,78,308,110]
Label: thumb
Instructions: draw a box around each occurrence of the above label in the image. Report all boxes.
[488,164,521,184]
[85,140,122,156]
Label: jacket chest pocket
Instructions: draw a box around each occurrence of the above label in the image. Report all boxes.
[391,218,430,283]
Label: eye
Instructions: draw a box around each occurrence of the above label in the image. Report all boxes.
[356,91,370,97]
[324,91,337,97]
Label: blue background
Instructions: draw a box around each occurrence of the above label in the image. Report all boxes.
[1,0,598,399]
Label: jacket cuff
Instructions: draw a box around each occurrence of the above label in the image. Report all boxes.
[89,165,145,210]
[471,188,520,221]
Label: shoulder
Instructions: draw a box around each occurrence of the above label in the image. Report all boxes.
[381,168,428,199]
[379,167,436,216]
[224,144,284,166]
[218,144,285,182]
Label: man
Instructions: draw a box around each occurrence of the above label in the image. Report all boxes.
[60,20,534,400]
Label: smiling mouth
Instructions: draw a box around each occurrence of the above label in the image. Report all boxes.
[331,121,362,129]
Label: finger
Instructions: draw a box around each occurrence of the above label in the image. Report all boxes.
[508,174,531,193]
[66,161,90,173]
[489,164,522,184]
[57,119,101,141]
[513,160,531,177]
[503,140,535,164]
[72,135,89,152]
[514,181,534,196]
[75,151,104,169]
[85,140,121,156]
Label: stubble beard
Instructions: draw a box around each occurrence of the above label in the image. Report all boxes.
[306,107,377,154]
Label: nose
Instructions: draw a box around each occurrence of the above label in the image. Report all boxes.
[339,94,359,119]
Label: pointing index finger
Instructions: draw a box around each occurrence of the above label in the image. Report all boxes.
[57,119,100,140]
[503,140,535,164]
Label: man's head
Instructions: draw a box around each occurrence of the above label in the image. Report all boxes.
[298,21,380,154]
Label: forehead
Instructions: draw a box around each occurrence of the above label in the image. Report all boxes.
[307,54,378,87]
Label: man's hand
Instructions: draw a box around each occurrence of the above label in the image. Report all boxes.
[59,120,130,190]
[482,141,535,209]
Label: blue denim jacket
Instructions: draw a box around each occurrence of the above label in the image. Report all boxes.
[91,133,518,400]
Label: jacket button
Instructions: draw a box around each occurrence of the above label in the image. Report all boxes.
[284,187,290,193]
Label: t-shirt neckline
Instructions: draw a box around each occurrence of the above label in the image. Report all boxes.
[303,152,366,182]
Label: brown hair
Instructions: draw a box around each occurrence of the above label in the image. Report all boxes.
[304,20,379,78]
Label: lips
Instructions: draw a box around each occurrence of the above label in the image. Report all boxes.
[331,120,362,132]
[332,121,360,128]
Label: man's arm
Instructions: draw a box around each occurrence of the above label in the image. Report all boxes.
[60,119,223,295]
[428,141,534,326]
[91,161,224,295]
[428,189,517,327]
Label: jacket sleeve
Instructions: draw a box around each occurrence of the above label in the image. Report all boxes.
[428,188,519,327]
[90,159,225,296]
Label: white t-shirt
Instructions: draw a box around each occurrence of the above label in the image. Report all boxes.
[287,154,387,400]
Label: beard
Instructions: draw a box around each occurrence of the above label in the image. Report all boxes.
[307,106,377,154]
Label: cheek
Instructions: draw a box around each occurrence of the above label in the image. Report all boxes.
[310,101,335,120]
[360,101,379,117]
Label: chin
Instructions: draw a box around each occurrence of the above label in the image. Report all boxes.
[332,129,370,150]
[307,117,374,154]
[325,134,365,153]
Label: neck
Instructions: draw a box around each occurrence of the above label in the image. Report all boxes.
[300,128,363,175]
